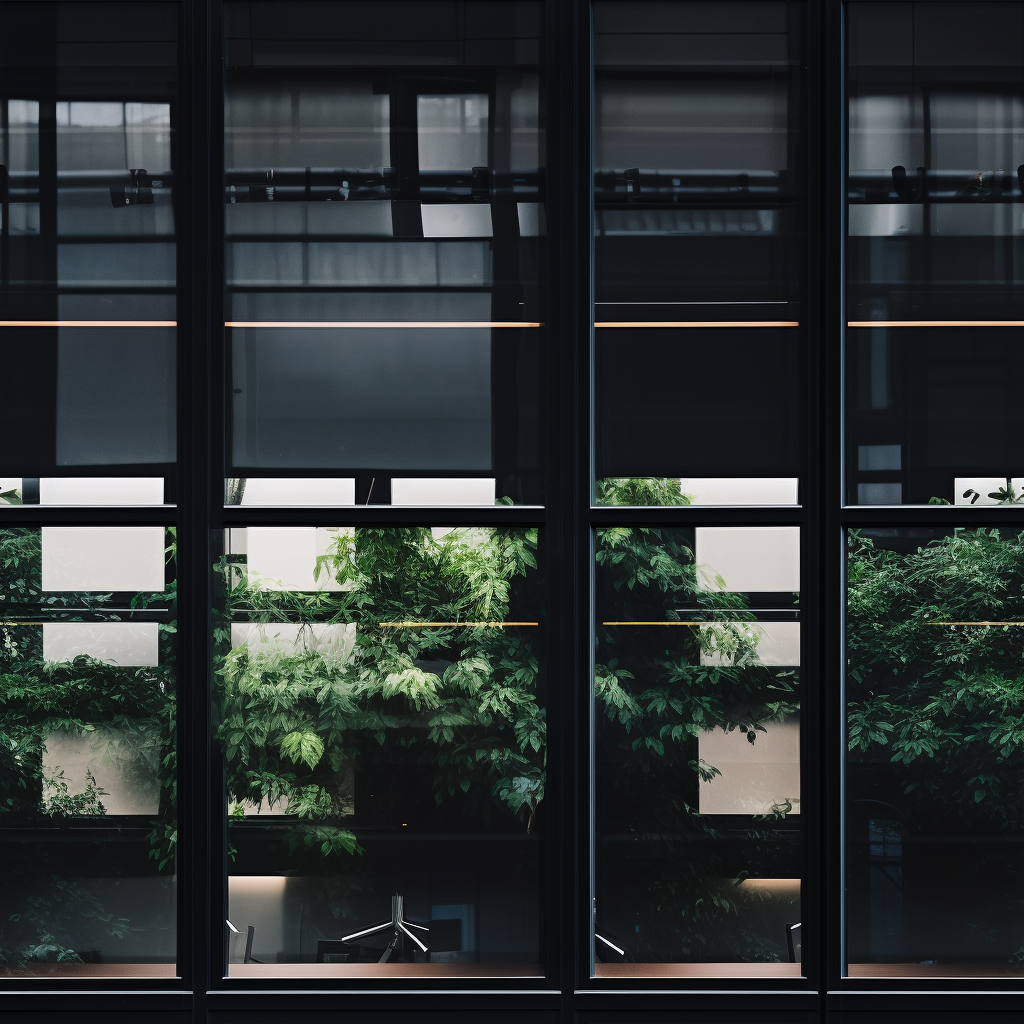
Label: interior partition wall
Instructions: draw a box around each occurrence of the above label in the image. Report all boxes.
[1,1,1023,1024]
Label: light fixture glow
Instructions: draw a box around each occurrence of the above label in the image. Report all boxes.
[848,320,1024,328]
[225,321,542,329]
[0,320,177,327]
[595,321,799,328]
[381,621,539,628]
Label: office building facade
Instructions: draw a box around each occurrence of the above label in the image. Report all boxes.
[1,2,1023,1023]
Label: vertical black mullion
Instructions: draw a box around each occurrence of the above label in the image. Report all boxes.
[545,0,574,1013]
[824,0,845,1000]
[180,0,213,1012]
[572,0,592,1005]
[208,0,228,994]
[804,0,824,1005]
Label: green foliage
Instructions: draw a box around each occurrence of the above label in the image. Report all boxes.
[215,526,544,874]
[594,524,800,963]
[595,477,692,507]
[0,528,176,967]
[847,527,1024,829]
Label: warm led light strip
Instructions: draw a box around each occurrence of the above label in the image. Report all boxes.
[226,321,542,329]
[381,621,538,628]
[0,320,177,327]
[926,621,1024,626]
[595,321,799,328]
[848,320,1024,328]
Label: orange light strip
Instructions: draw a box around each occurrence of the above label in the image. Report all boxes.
[926,621,1024,626]
[381,621,538,628]
[226,321,542,329]
[595,321,800,328]
[848,320,1024,328]
[0,320,177,327]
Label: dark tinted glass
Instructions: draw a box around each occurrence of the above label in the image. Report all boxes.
[847,2,1024,322]
[846,527,1024,978]
[595,327,802,481]
[594,526,803,977]
[846,325,1024,506]
[593,1,805,505]
[594,0,804,315]
[217,526,544,978]
[0,2,178,504]
[223,1,544,505]
[0,526,176,978]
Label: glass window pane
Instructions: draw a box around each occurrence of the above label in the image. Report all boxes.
[593,1,806,505]
[846,527,1024,978]
[847,2,1024,322]
[217,526,544,978]
[0,527,176,978]
[846,326,1024,505]
[223,1,545,504]
[594,328,804,502]
[594,526,802,977]
[0,3,178,499]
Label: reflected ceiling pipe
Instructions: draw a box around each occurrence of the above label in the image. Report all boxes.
[221,167,539,203]
[595,167,783,201]
[852,167,1024,201]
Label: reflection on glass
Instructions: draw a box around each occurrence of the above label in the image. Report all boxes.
[0,2,178,497]
[593,2,805,504]
[217,526,543,977]
[594,526,802,977]
[846,528,1024,978]
[594,0,804,317]
[846,326,1024,505]
[223,1,544,503]
[0,528,176,977]
[847,2,1024,321]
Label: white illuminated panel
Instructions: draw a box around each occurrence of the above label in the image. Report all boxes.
[230,621,355,661]
[699,621,800,667]
[698,719,800,815]
[42,527,166,592]
[392,478,496,506]
[238,478,355,506]
[243,527,345,591]
[421,204,493,238]
[679,478,799,505]
[43,622,159,666]
[42,727,161,815]
[40,477,164,505]
[954,477,1008,505]
[695,527,800,593]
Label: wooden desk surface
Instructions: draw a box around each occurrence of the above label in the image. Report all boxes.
[848,963,1024,979]
[595,962,803,979]
[228,962,542,979]
[0,963,177,979]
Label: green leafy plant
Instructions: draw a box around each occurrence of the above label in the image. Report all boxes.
[594,521,800,963]
[847,527,1024,961]
[214,526,545,899]
[0,528,176,968]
